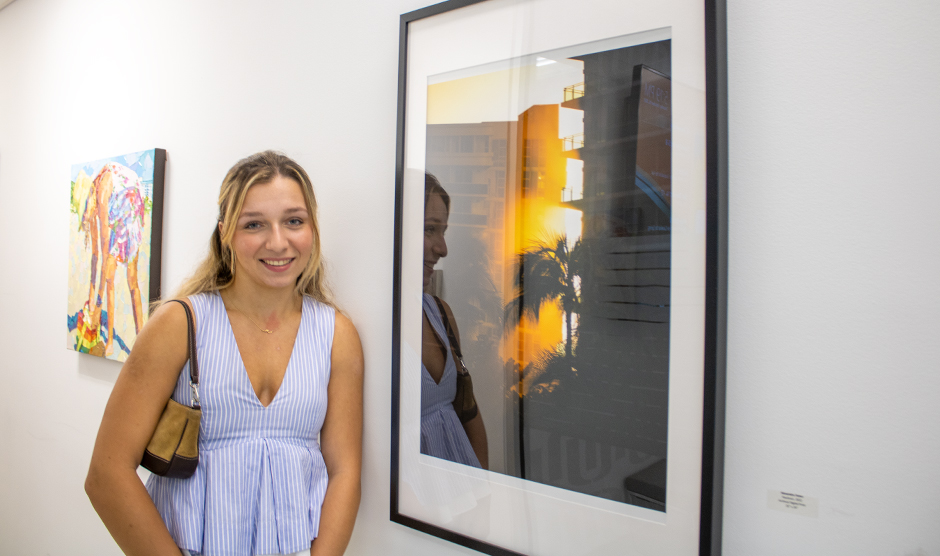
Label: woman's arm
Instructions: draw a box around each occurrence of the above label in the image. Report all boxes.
[462,412,489,470]
[438,300,489,470]
[310,312,364,556]
[85,301,192,556]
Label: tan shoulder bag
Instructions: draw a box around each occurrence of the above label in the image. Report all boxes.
[140,299,201,479]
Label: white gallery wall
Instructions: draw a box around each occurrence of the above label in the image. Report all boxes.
[0,0,937,554]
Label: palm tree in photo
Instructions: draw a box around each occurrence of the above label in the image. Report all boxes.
[503,234,585,362]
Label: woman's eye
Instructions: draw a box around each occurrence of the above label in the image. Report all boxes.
[288,218,304,226]
[244,221,262,230]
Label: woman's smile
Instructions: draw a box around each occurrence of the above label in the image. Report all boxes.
[261,258,295,270]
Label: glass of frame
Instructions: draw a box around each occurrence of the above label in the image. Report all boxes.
[391,0,726,554]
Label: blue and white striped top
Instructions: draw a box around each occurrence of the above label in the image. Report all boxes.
[420,294,481,468]
[147,291,335,556]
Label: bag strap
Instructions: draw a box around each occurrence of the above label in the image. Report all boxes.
[432,296,466,367]
[166,299,200,409]
[433,296,478,425]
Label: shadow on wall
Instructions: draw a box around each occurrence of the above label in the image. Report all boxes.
[78,354,122,384]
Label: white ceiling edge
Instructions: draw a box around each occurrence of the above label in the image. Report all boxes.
[0,0,17,11]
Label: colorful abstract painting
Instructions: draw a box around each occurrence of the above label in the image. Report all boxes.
[67,149,165,362]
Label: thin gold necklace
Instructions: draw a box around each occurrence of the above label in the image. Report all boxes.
[231,306,277,334]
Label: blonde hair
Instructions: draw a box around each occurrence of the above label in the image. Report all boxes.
[169,151,333,307]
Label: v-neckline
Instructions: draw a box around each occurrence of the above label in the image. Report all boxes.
[221,293,304,408]
[423,301,453,387]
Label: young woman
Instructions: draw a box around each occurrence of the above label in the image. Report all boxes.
[420,173,488,469]
[85,151,363,556]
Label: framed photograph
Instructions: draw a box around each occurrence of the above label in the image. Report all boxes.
[391,0,726,554]
[67,148,166,362]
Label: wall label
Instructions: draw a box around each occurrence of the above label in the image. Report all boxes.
[767,490,819,517]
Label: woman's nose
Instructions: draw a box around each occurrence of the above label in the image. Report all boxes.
[267,225,288,250]
[434,236,448,258]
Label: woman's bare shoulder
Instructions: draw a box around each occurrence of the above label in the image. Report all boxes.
[332,311,361,346]
[150,298,193,334]
[435,296,455,315]
[121,299,192,378]
[432,296,461,338]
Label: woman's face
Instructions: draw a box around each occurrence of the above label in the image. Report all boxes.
[423,193,449,288]
[228,175,314,292]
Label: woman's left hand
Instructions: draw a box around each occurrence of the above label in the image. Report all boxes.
[463,412,488,470]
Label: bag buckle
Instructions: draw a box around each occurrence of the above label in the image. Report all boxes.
[190,382,200,408]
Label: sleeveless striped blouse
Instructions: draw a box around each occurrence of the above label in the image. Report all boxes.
[147,292,335,555]
[420,294,481,468]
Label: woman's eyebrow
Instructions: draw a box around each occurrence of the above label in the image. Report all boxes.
[238,207,308,219]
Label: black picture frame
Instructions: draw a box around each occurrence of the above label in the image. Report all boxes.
[392,0,726,554]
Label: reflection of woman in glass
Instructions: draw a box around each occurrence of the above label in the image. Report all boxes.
[421,173,488,469]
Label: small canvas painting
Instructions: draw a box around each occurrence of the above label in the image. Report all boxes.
[67,149,165,362]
